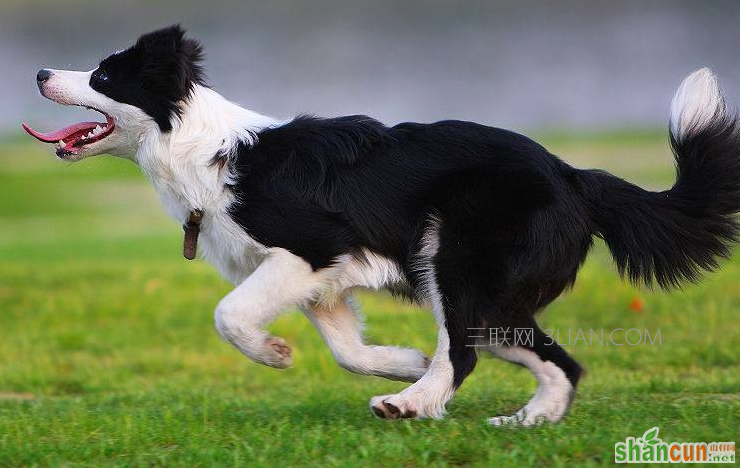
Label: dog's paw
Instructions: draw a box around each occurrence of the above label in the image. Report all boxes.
[487,400,567,427]
[370,394,418,420]
[369,378,452,420]
[369,390,448,420]
[488,412,534,427]
[261,336,293,368]
[488,409,545,427]
[489,367,573,427]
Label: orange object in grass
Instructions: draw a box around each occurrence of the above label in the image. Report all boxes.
[628,296,645,313]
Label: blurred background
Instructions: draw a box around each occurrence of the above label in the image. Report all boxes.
[2,0,740,135]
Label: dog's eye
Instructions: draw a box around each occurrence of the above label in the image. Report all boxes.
[97,72,109,83]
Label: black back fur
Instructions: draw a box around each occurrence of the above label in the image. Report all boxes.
[226,111,740,386]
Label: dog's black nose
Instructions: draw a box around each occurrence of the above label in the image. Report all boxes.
[36,69,52,84]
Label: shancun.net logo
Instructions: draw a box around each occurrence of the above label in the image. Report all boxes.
[615,427,735,463]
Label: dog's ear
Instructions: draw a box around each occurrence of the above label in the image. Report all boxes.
[135,25,206,94]
[136,25,182,52]
[176,29,206,88]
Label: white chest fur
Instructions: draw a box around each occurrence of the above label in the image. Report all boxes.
[133,86,278,285]
[147,170,268,285]
[198,209,268,284]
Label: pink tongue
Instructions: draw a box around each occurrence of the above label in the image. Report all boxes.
[21,121,100,143]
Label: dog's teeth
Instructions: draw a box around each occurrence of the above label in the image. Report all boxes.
[58,140,66,148]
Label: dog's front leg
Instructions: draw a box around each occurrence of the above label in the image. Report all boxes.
[304,297,430,382]
[214,248,326,368]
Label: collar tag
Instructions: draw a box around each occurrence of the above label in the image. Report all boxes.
[183,209,204,260]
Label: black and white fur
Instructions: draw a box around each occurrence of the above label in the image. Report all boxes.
[25,26,740,424]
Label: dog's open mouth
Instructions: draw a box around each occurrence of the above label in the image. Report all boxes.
[22,107,115,158]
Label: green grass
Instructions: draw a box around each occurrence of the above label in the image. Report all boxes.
[1,132,739,467]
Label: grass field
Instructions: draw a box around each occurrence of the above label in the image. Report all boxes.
[1,131,738,467]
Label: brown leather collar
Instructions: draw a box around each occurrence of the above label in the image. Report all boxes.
[183,209,204,260]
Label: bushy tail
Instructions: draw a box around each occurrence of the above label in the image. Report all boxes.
[578,68,740,289]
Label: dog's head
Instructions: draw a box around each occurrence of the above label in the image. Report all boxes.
[23,25,205,161]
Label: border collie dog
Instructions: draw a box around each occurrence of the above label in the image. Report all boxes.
[23,26,740,425]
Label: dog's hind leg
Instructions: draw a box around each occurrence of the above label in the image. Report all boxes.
[368,282,478,419]
[369,220,479,419]
[486,321,582,426]
[214,248,329,369]
[304,296,430,382]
